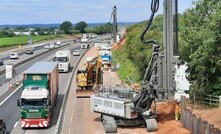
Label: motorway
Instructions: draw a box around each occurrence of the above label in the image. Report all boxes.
[0,39,89,134]
[0,35,111,134]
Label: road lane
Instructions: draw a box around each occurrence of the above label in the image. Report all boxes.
[9,44,87,134]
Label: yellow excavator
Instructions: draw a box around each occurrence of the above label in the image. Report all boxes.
[76,56,103,91]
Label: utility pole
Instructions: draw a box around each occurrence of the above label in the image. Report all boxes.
[112,5,117,43]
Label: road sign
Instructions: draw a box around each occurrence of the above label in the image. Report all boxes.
[28,38,32,45]
[5,64,13,79]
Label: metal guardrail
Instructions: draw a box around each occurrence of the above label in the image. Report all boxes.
[0,41,72,76]
[56,46,92,134]
[181,96,221,134]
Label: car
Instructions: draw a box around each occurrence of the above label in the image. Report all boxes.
[44,45,50,49]
[73,50,80,56]
[0,60,3,66]
[0,118,6,134]
[10,52,19,59]
[26,50,33,54]
[49,43,55,49]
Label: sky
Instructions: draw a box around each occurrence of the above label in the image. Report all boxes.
[0,0,194,25]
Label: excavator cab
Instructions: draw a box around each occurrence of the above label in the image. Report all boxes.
[76,56,103,98]
[76,69,87,89]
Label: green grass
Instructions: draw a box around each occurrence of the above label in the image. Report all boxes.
[112,48,141,84]
[0,35,59,47]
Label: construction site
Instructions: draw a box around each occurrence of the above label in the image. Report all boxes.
[2,0,221,134]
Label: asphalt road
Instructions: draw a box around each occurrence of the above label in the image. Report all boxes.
[0,36,107,134]
[0,41,87,133]
[0,40,76,86]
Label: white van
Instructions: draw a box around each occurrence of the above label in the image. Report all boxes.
[10,52,19,59]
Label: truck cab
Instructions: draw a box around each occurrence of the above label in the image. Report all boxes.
[101,54,111,65]
[53,50,71,72]
[18,86,49,128]
[80,38,89,49]
[80,43,89,49]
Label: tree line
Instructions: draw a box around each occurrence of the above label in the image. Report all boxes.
[0,21,112,38]
[59,21,112,35]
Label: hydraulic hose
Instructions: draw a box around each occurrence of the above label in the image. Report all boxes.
[140,0,159,45]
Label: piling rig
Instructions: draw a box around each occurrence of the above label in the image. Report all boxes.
[90,0,190,133]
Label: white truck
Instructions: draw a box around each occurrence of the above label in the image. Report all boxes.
[44,43,55,49]
[53,50,71,72]
[99,46,112,56]
[80,38,89,49]
[56,41,61,47]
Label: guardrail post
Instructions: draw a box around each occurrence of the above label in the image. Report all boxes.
[209,94,211,107]
[219,95,221,108]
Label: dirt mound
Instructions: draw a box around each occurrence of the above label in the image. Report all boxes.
[187,107,221,130]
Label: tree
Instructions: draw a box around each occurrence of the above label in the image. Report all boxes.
[74,21,88,33]
[85,27,96,33]
[179,0,221,99]
[60,21,73,34]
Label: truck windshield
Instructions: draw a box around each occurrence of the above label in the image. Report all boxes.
[103,59,109,63]
[53,57,68,62]
[21,99,47,107]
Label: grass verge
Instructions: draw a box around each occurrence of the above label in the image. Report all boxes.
[0,35,63,47]
[112,46,141,84]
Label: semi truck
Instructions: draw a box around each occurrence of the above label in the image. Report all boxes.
[17,62,59,128]
[99,46,112,69]
[53,50,71,72]
[56,41,61,47]
[80,38,89,49]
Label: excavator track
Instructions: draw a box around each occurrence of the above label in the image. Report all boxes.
[144,118,158,132]
[102,115,117,133]
[76,89,94,98]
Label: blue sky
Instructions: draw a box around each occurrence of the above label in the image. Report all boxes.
[0,0,194,25]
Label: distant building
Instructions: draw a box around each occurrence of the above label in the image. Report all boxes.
[14,31,38,36]
[25,28,35,32]
[14,32,31,36]
[54,29,59,35]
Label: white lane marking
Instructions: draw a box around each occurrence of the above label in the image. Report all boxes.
[68,127,71,134]
[13,121,18,128]
[70,110,74,123]
[0,84,22,106]
[69,88,77,123]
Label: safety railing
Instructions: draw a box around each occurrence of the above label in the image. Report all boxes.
[203,94,221,108]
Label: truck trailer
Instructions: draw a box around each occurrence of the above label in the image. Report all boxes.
[17,62,59,128]
[53,50,71,72]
